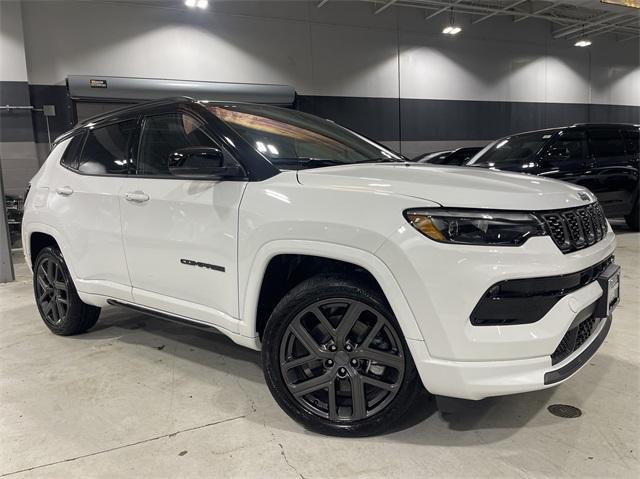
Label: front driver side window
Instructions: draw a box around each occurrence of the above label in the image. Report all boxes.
[137,113,223,176]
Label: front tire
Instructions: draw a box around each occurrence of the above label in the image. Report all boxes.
[33,246,101,335]
[262,274,421,436]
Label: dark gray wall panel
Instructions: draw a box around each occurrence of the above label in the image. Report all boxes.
[0,81,35,142]
[298,95,640,142]
[296,95,400,142]
[28,84,75,143]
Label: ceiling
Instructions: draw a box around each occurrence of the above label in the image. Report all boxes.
[346,0,640,41]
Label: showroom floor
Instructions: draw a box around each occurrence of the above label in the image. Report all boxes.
[0,223,638,479]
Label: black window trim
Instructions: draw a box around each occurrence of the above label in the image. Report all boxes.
[132,109,249,181]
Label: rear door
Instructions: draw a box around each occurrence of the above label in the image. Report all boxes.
[587,127,637,216]
[47,121,136,300]
[119,109,246,333]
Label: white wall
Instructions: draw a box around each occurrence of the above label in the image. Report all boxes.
[18,0,640,106]
[0,0,29,82]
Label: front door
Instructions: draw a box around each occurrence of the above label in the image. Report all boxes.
[119,112,246,333]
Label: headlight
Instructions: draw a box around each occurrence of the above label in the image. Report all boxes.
[404,208,546,246]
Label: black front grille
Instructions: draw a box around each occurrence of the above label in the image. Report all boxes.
[540,203,608,254]
[551,315,600,365]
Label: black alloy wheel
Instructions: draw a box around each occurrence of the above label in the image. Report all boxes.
[35,255,70,327]
[280,298,405,422]
[33,246,101,335]
[262,274,421,436]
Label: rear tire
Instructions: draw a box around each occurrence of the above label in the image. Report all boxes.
[33,246,101,335]
[262,274,422,436]
[625,197,639,231]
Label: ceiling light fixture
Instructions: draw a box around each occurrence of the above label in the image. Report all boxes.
[574,24,591,47]
[574,39,592,47]
[443,26,462,35]
[443,7,462,35]
[185,0,208,8]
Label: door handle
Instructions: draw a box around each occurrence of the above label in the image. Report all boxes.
[124,191,150,203]
[55,186,74,196]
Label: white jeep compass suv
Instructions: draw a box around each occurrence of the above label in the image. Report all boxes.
[22,97,620,436]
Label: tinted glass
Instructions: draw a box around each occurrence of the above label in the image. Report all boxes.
[468,131,558,169]
[61,134,85,170]
[546,130,587,163]
[588,128,625,158]
[444,148,483,166]
[623,128,639,155]
[207,104,402,170]
[78,120,136,174]
[137,113,222,176]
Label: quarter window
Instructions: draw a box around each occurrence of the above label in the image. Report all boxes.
[588,129,626,158]
[137,113,223,176]
[78,120,136,175]
[61,134,85,170]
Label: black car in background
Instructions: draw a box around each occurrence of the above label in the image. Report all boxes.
[414,146,484,165]
[467,124,639,230]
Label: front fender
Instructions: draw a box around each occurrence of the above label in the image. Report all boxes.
[238,239,425,344]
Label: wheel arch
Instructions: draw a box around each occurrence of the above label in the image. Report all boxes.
[24,224,78,278]
[239,240,424,345]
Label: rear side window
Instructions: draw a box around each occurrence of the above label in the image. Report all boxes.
[623,129,639,156]
[588,129,626,158]
[78,120,137,175]
[60,134,85,170]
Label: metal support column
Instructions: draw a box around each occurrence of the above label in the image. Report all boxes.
[0,160,16,283]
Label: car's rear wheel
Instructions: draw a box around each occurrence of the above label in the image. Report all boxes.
[33,246,100,335]
[262,274,421,436]
[625,197,639,231]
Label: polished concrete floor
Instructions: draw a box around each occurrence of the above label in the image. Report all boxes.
[1,223,638,478]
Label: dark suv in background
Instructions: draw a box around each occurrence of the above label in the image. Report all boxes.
[467,124,639,230]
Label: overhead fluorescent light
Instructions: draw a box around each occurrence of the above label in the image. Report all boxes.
[185,0,208,8]
[442,26,462,35]
[574,39,592,47]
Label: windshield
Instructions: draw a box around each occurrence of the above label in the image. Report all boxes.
[467,131,559,168]
[205,103,403,169]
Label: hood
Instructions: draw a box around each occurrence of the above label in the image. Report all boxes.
[297,163,595,211]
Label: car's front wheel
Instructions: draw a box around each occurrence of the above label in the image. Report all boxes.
[262,274,421,436]
[33,246,101,335]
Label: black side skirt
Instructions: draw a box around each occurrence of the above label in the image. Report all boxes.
[544,316,612,385]
[106,299,221,333]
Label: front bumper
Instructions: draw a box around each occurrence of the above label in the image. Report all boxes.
[376,222,617,400]
[406,314,611,400]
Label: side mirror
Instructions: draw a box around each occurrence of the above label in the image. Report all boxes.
[168,147,243,178]
[545,145,570,162]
